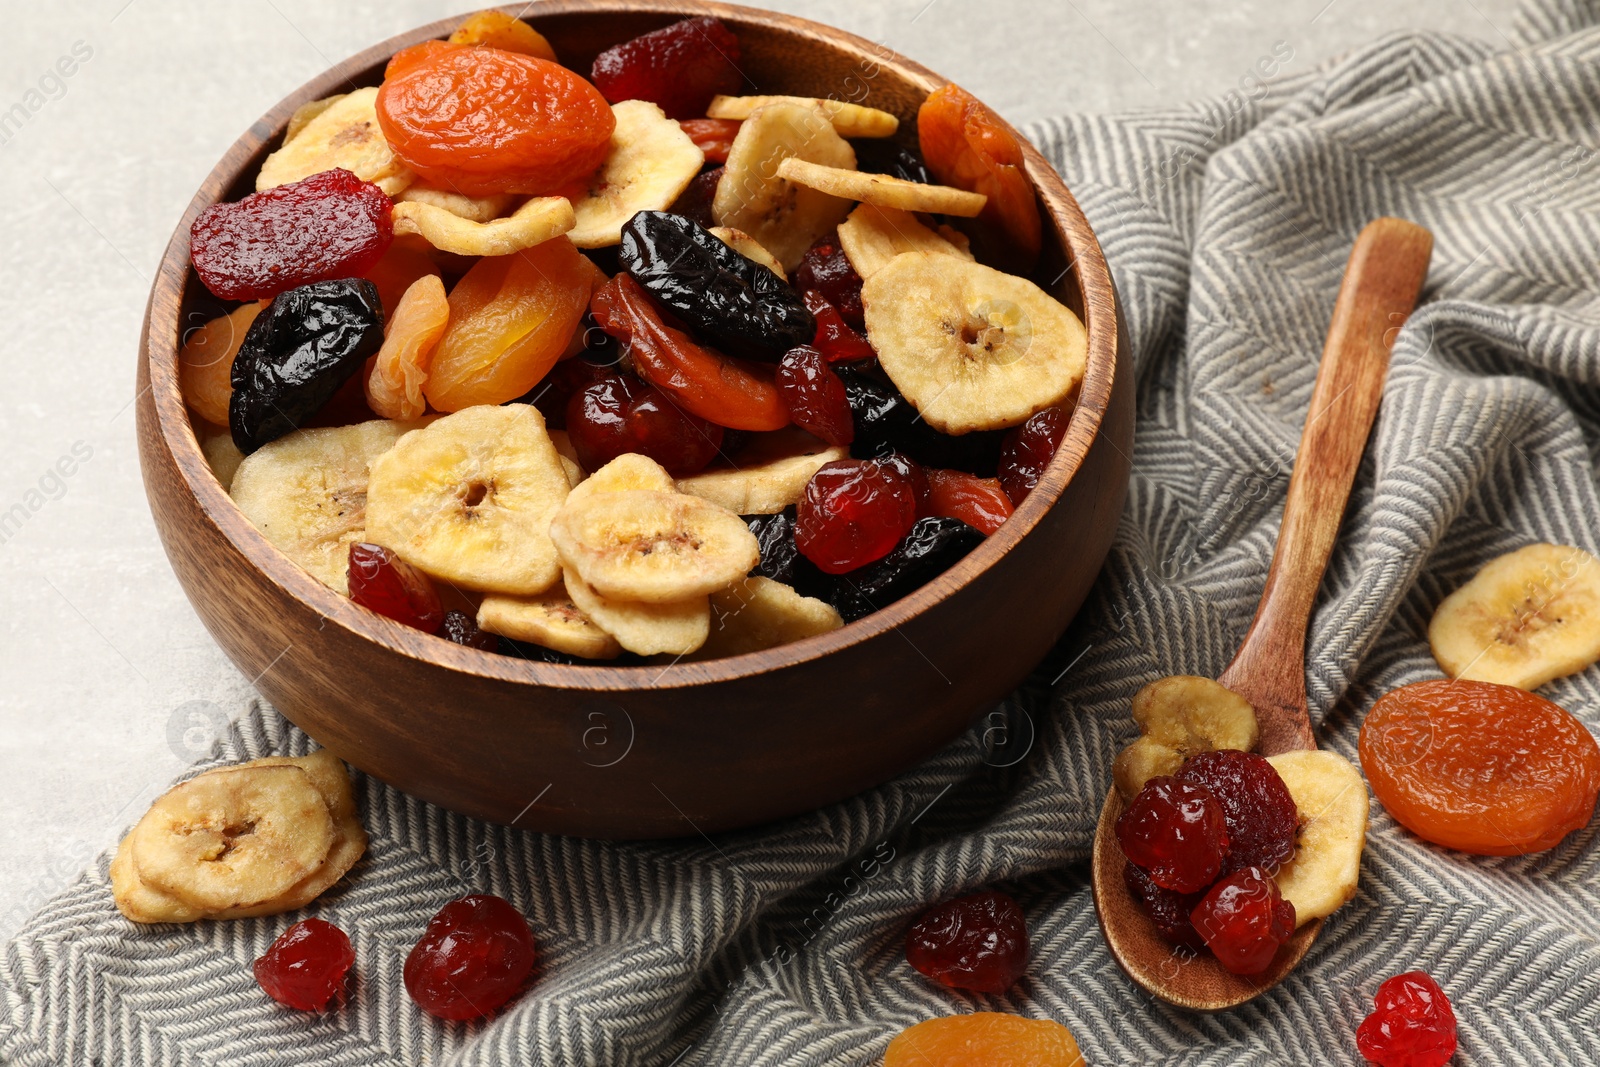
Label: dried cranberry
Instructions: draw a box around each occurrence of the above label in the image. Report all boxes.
[191,168,393,301]
[1190,866,1295,975]
[348,542,444,634]
[668,167,722,229]
[403,894,536,1020]
[253,918,354,1011]
[920,468,1013,536]
[804,290,875,363]
[1123,861,1205,949]
[1116,776,1229,894]
[997,405,1071,504]
[441,609,497,651]
[795,459,916,574]
[590,16,743,121]
[776,346,854,446]
[1177,750,1298,875]
[794,232,865,329]
[1357,971,1458,1067]
[905,889,1029,994]
[565,373,724,476]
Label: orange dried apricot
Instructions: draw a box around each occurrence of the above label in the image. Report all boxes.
[362,235,441,322]
[367,274,450,419]
[423,236,590,412]
[917,84,1042,273]
[178,301,265,426]
[447,11,557,61]
[885,1013,1084,1067]
[376,45,614,196]
[1360,679,1600,855]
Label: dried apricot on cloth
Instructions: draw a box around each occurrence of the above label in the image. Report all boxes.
[884,1014,1084,1067]
[1360,679,1600,855]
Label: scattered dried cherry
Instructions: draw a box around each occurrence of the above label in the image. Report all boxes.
[348,542,444,635]
[565,372,724,476]
[921,468,1013,536]
[803,290,874,363]
[776,346,853,446]
[918,83,1042,272]
[1123,861,1205,949]
[590,16,744,121]
[796,459,916,574]
[404,894,536,1020]
[1190,866,1296,975]
[997,405,1071,504]
[667,167,722,229]
[744,507,800,585]
[1357,971,1458,1067]
[1117,776,1229,894]
[230,279,385,453]
[191,168,393,302]
[1177,750,1297,875]
[793,231,864,330]
[905,889,1029,994]
[799,516,983,622]
[680,118,741,163]
[442,608,498,651]
[253,918,354,1011]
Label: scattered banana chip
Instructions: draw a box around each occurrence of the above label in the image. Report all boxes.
[569,452,676,503]
[257,86,413,195]
[706,94,899,138]
[551,489,760,603]
[283,93,346,145]
[837,202,974,279]
[231,418,434,594]
[677,434,848,514]
[392,195,574,257]
[1428,543,1600,690]
[1266,750,1369,926]
[863,252,1087,434]
[713,101,857,270]
[700,576,843,657]
[366,404,572,595]
[1113,675,1260,799]
[776,157,987,217]
[709,226,786,280]
[478,588,622,659]
[395,183,515,224]
[564,565,710,656]
[567,100,705,248]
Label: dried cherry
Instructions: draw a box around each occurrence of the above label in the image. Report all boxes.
[565,372,724,476]
[590,16,744,121]
[1116,776,1229,894]
[796,459,916,574]
[793,231,865,329]
[253,918,354,1011]
[905,889,1029,994]
[1190,866,1296,975]
[1357,971,1458,1067]
[404,894,536,1020]
[442,608,498,651]
[1178,750,1298,875]
[680,118,741,164]
[920,468,1013,536]
[803,290,874,363]
[348,542,444,635]
[800,516,984,622]
[998,405,1070,504]
[1123,861,1205,950]
[526,353,609,429]
[191,168,393,302]
[776,346,853,446]
[667,167,723,229]
[744,507,800,585]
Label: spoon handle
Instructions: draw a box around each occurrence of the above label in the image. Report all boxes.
[1218,217,1432,754]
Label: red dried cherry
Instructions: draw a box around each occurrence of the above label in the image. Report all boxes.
[347,542,444,635]
[253,918,354,1011]
[803,290,875,363]
[920,468,1013,536]
[565,372,723,476]
[442,609,498,651]
[590,16,744,121]
[997,405,1070,504]
[191,168,393,302]
[668,167,722,229]
[796,459,917,574]
[1177,750,1297,875]
[794,232,865,329]
[1116,776,1229,894]
[1357,971,1458,1067]
[1190,866,1295,975]
[403,894,536,1021]
[776,346,854,447]
[1123,861,1205,949]
[527,355,610,430]
[905,889,1029,994]
[679,118,741,164]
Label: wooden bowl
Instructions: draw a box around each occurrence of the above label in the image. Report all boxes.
[136,0,1132,838]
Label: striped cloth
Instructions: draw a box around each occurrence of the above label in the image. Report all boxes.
[7,0,1600,1062]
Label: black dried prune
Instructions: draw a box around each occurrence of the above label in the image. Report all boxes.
[851,141,932,186]
[229,278,384,453]
[808,516,984,622]
[441,610,497,651]
[744,507,800,585]
[666,167,722,229]
[619,210,813,359]
[836,366,1005,476]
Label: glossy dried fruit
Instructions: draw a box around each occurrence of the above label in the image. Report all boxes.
[377,45,614,195]
[442,608,498,650]
[191,168,393,301]
[179,301,264,426]
[921,468,1012,536]
[803,289,874,363]
[852,139,934,185]
[619,211,813,359]
[679,118,741,163]
[998,405,1071,504]
[424,237,591,412]
[744,507,800,585]
[347,541,444,634]
[776,346,853,447]
[253,918,354,1011]
[565,372,723,476]
[884,1014,1084,1067]
[366,274,449,420]
[1178,749,1298,875]
[795,459,916,574]
[836,365,1005,474]
[918,83,1043,272]
[404,894,536,1020]
[1359,679,1600,855]
[591,274,788,431]
[667,166,722,228]
[1357,971,1458,1067]
[447,10,557,60]
[230,279,386,453]
[362,236,442,323]
[793,231,864,329]
[1190,866,1296,975]
[905,889,1029,994]
[1117,776,1230,894]
[1123,861,1205,949]
[590,16,743,121]
[801,515,984,622]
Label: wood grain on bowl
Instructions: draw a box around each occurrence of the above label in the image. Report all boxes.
[137,0,1132,838]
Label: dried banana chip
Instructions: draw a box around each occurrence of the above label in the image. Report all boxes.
[395,183,515,224]
[391,196,574,257]
[258,86,412,195]
[837,201,973,279]
[777,157,987,217]
[707,94,899,138]
[478,588,622,659]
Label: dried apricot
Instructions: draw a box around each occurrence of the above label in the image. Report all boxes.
[884,1014,1083,1067]
[1360,679,1600,855]
[367,274,449,420]
[447,10,557,61]
[179,301,264,426]
[917,84,1042,273]
[361,235,441,322]
[423,237,590,412]
[377,45,614,196]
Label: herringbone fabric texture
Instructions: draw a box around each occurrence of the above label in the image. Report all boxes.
[8,2,1600,1062]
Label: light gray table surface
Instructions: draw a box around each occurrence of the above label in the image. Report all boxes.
[0,0,1516,939]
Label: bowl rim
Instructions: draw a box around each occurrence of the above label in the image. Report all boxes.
[143,0,1121,693]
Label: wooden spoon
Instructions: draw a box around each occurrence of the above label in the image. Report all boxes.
[1090,217,1433,1011]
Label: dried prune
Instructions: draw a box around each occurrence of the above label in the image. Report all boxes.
[793,231,864,329]
[442,609,498,651]
[667,167,722,229]
[191,168,393,301]
[565,372,724,476]
[744,508,800,585]
[229,279,385,453]
[619,211,813,359]
[837,366,1004,475]
[852,140,933,185]
[590,16,744,121]
[804,516,984,622]
[776,346,853,446]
